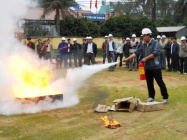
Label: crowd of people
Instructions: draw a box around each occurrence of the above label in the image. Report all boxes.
[26,32,187,74]
[26,28,187,103]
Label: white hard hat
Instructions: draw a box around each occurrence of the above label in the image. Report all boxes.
[108,34,113,37]
[132,34,136,37]
[87,36,92,40]
[142,28,152,35]
[126,37,130,40]
[73,38,77,41]
[162,35,166,38]
[61,37,66,40]
[157,35,161,39]
[104,35,108,38]
[85,37,89,40]
[180,36,186,40]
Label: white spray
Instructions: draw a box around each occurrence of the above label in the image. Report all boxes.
[0,0,116,115]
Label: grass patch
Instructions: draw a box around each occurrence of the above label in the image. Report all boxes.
[0,64,187,140]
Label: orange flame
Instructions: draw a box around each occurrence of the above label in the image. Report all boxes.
[100,115,121,129]
[8,55,62,98]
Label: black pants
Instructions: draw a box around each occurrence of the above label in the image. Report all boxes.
[73,54,82,67]
[166,55,172,70]
[67,53,72,67]
[179,57,187,73]
[171,54,179,71]
[85,53,96,65]
[145,69,169,99]
[115,53,123,67]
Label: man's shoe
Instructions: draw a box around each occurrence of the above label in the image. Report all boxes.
[161,99,168,104]
[146,97,154,102]
[183,73,187,75]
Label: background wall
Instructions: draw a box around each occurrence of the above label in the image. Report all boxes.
[22,37,126,49]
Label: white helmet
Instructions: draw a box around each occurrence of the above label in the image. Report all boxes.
[180,36,186,40]
[108,34,113,37]
[142,28,152,35]
[73,38,77,41]
[162,35,166,38]
[132,34,136,37]
[126,37,130,40]
[61,37,66,40]
[87,36,92,40]
[157,35,161,39]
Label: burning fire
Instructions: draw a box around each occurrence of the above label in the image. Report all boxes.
[8,55,62,99]
[100,115,121,129]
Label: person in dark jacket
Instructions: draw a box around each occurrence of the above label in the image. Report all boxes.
[102,36,108,64]
[123,38,132,68]
[27,37,35,50]
[67,38,73,68]
[81,38,87,64]
[84,36,97,65]
[165,38,172,71]
[171,37,179,72]
[106,34,116,71]
[72,38,82,67]
[179,36,187,74]
[124,28,169,104]
[36,39,43,58]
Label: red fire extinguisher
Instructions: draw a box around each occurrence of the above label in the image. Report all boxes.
[41,45,47,53]
[138,63,146,80]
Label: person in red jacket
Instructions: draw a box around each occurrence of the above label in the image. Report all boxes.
[27,37,35,50]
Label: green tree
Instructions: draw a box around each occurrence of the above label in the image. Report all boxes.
[85,20,100,37]
[174,0,187,23]
[23,22,48,37]
[60,17,89,37]
[155,18,176,27]
[38,0,77,35]
[100,15,157,38]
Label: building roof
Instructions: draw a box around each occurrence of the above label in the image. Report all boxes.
[24,7,59,20]
[157,26,186,32]
[71,6,82,10]
[98,5,109,14]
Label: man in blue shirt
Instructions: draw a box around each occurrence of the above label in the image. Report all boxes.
[58,37,69,68]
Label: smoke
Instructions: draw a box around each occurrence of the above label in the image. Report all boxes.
[0,0,116,115]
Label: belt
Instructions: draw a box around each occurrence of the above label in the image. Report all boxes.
[86,52,93,54]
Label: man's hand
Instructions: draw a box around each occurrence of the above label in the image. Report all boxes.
[141,58,147,63]
[123,58,129,62]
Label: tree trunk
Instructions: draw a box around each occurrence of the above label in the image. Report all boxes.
[56,8,60,36]
[152,0,156,21]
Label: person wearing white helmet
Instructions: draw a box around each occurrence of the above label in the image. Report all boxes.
[106,34,116,71]
[84,36,97,65]
[115,37,126,67]
[160,35,167,70]
[124,28,169,104]
[130,34,138,70]
[123,37,132,69]
[72,38,82,67]
[101,35,109,64]
[156,35,161,49]
[179,36,187,74]
[130,34,138,48]
[58,37,69,68]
